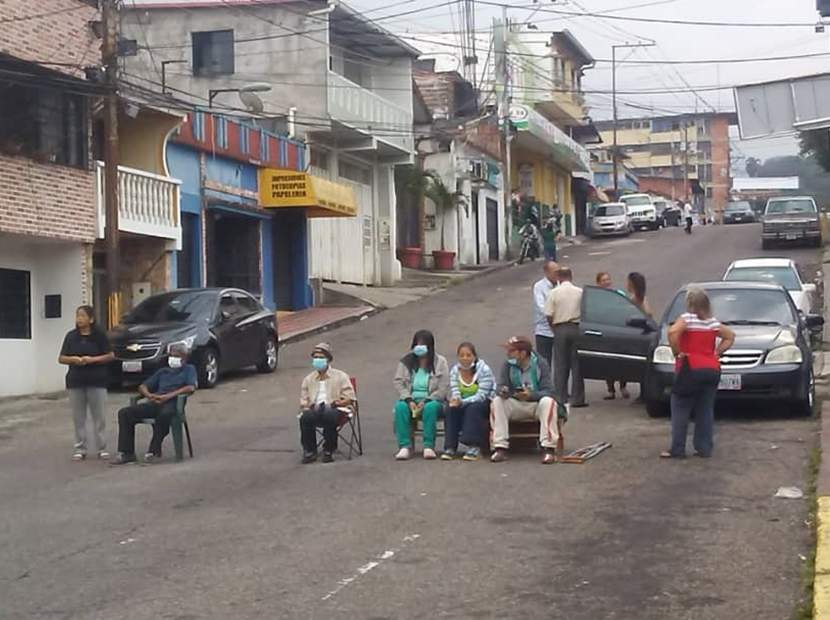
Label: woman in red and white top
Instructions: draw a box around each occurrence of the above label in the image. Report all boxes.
[661,287,735,459]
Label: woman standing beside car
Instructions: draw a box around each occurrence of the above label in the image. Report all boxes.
[661,288,734,459]
[58,305,115,461]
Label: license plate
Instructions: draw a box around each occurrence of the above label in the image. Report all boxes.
[122,361,142,373]
[718,374,741,391]
[785,232,798,240]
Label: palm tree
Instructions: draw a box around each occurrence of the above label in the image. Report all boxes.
[423,171,468,252]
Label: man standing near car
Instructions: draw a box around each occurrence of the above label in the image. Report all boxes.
[533,260,558,367]
[545,267,587,408]
[683,201,694,234]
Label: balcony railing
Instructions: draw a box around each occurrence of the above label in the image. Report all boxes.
[327,71,413,153]
[96,162,182,249]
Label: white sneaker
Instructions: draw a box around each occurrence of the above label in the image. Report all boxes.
[98,451,110,460]
[423,448,437,460]
[395,447,411,461]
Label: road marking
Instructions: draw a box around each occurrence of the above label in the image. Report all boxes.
[588,251,611,256]
[321,533,421,601]
[604,238,645,247]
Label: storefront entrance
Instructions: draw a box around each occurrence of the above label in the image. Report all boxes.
[206,209,261,294]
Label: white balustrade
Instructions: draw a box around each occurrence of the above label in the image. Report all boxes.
[96,161,182,249]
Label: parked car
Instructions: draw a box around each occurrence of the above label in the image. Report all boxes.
[109,288,279,389]
[653,198,680,227]
[644,282,822,417]
[620,194,659,231]
[589,202,631,237]
[722,257,816,315]
[723,201,756,224]
[761,196,821,248]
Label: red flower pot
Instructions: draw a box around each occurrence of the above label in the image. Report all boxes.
[400,247,422,269]
[432,250,455,271]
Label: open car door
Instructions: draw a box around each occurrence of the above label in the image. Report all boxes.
[578,286,658,383]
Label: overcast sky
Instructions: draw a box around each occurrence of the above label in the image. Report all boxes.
[350,0,830,170]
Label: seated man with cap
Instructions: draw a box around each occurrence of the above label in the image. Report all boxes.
[490,336,560,465]
[299,342,356,464]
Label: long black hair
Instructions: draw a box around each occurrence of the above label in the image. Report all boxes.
[402,329,436,373]
[627,272,647,305]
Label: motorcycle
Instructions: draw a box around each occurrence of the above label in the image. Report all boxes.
[518,223,541,264]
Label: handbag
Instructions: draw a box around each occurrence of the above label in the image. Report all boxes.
[672,355,720,397]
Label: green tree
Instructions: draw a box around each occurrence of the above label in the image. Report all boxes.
[799,129,830,173]
[423,171,467,252]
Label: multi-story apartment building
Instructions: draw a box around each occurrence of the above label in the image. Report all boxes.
[594,112,737,218]
[123,0,417,286]
[0,0,101,396]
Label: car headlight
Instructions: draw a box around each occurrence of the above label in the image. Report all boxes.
[653,345,675,364]
[765,345,803,365]
[167,334,197,353]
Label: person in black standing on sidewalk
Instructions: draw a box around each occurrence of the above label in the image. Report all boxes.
[112,344,197,464]
[58,305,114,461]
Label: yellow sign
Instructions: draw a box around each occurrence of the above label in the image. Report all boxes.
[259,169,357,218]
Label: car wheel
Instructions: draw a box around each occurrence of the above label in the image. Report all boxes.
[257,336,278,373]
[646,399,670,418]
[795,370,815,417]
[196,347,220,389]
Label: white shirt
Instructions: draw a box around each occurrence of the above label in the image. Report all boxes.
[533,277,555,337]
[684,203,693,218]
[315,379,328,405]
[544,280,583,325]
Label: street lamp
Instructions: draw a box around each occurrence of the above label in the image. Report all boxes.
[208,83,272,108]
[160,59,187,94]
[611,41,655,194]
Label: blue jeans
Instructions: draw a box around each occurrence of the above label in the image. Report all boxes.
[669,383,717,457]
[444,400,489,450]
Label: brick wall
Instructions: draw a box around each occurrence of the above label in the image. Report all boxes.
[638,176,690,202]
[0,0,99,79]
[710,117,732,216]
[0,153,97,242]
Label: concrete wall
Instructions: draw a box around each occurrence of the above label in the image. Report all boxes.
[122,2,329,138]
[0,234,87,397]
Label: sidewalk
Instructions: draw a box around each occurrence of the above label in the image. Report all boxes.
[277,305,375,344]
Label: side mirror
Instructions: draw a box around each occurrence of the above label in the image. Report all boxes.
[626,316,657,332]
[803,283,817,295]
[805,314,824,328]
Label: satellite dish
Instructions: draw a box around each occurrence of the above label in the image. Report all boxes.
[239,90,264,114]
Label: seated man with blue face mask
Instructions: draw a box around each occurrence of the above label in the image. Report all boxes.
[112,343,197,464]
[299,343,356,464]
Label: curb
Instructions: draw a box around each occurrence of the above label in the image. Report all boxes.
[817,497,830,618]
[278,307,380,347]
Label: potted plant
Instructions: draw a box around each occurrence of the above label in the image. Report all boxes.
[424,171,467,271]
[395,164,431,269]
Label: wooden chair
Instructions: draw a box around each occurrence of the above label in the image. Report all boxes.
[129,394,193,461]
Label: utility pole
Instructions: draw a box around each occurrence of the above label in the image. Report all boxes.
[102,0,121,328]
[495,8,513,257]
[611,41,655,196]
[683,116,690,203]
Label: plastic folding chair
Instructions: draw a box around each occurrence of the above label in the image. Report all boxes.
[315,377,363,459]
[129,394,193,461]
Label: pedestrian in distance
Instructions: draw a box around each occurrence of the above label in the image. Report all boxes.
[490,336,562,465]
[442,342,496,462]
[298,343,356,464]
[544,267,587,408]
[393,329,449,461]
[541,209,559,261]
[111,344,197,464]
[683,201,694,234]
[661,288,735,459]
[596,273,630,401]
[533,260,559,368]
[58,305,115,461]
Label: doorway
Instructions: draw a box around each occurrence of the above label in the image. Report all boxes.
[486,198,499,261]
[471,190,480,264]
[206,209,261,294]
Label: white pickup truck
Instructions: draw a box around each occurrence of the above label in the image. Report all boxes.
[620,194,659,231]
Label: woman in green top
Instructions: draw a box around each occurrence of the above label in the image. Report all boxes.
[392,330,449,461]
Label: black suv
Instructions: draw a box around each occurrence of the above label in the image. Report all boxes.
[109,288,279,388]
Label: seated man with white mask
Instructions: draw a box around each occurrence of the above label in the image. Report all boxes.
[299,343,356,464]
[112,343,197,464]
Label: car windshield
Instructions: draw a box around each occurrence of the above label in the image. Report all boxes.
[766,199,817,215]
[124,291,216,324]
[666,288,795,326]
[726,202,751,212]
[622,196,651,207]
[724,266,800,291]
[595,205,625,217]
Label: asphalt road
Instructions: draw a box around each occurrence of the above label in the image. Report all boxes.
[0,222,822,620]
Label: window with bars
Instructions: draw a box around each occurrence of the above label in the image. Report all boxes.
[192,30,234,77]
[0,268,31,339]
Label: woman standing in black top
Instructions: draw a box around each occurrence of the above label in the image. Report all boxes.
[58,306,114,461]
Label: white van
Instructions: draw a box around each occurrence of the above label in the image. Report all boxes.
[620,194,658,231]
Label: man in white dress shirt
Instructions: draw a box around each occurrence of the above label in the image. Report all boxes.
[532,260,558,367]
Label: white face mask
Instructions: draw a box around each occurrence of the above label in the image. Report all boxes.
[168,356,183,369]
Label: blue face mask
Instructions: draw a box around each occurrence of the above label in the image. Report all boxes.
[312,358,329,371]
[507,358,519,367]
[412,345,429,357]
